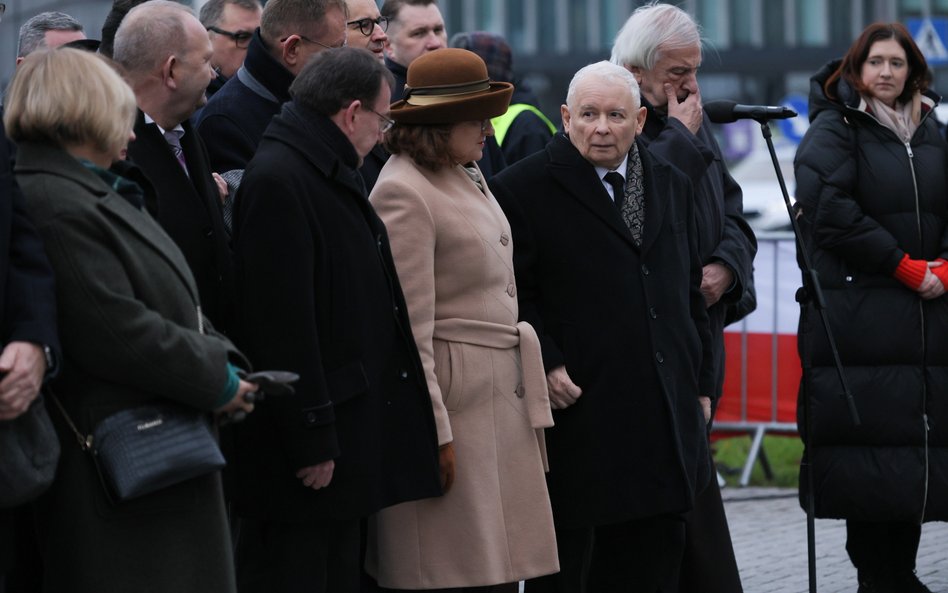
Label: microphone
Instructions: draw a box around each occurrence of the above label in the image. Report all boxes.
[704,100,797,123]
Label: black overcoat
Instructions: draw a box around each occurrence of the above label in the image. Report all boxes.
[127,111,235,331]
[231,103,441,522]
[491,134,713,529]
[639,107,757,398]
[795,60,948,522]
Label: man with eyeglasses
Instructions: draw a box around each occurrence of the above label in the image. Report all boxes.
[200,0,262,98]
[231,46,441,593]
[196,0,347,217]
[345,0,389,62]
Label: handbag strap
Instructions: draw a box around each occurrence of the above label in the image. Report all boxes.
[48,389,93,451]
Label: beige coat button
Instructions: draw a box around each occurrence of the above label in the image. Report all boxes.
[515,384,525,398]
[506,283,516,297]
[500,232,510,246]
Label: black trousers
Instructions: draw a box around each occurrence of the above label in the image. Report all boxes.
[846,519,922,579]
[678,472,744,593]
[525,515,685,593]
[235,517,360,593]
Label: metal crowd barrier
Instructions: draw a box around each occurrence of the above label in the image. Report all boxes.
[712,233,799,487]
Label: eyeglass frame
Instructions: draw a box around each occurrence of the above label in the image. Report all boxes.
[346,15,391,37]
[364,106,395,133]
[206,25,254,49]
[279,33,348,50]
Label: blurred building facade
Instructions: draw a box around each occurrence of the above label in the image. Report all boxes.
[3,0,948,117]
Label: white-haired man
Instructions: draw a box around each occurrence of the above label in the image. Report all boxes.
[611,4,757,591]
[492,61,713,592]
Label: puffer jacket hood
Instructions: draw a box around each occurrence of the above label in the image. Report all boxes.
[807,58,940,124]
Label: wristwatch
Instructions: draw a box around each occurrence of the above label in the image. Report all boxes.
[42,344,57,379]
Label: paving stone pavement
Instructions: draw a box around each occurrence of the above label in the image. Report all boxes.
[723,488,948,593]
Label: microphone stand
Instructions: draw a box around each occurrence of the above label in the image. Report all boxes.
[753,118,860,593]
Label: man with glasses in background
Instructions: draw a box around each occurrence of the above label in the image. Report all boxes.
[345,0,389,62]
[196,0,347,218]
[200,0,262,98]
[344,0,393,190]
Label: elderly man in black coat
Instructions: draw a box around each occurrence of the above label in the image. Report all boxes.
[231,47,441,593]
[610,5,758,592]
[491,61,713,593]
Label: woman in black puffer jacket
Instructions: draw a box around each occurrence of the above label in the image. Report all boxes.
[795,22,948,593]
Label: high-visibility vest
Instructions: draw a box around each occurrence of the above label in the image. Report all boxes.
[491,103,557,146]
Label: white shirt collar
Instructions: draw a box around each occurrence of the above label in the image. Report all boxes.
[595,154,630,202]
[143,113,185,138]
[595,154,629,183]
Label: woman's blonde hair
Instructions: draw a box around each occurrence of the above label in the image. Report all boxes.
[4,48,137,153]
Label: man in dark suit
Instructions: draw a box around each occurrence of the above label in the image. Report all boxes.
[0,118,59,593]
[196,0,347,177]
[491,61,713,593]
[112,0,235,331]
[611,5,757,591]
[231,47,440,593]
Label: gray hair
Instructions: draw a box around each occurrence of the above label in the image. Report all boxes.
[566,61,641,110]
[199,0,262,28]
[18,12,83,57]
[113,0,195,76]
[609,1,701,70]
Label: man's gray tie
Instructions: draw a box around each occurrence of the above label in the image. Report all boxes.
[163,129,190,178]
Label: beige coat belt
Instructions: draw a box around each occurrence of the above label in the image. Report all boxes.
[432,318,554,431]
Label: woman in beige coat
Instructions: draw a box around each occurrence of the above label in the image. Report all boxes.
[366,49,558,592]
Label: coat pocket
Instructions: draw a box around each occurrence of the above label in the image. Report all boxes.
[433,339,463,412]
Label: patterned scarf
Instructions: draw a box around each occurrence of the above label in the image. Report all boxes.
[619,142,646,245]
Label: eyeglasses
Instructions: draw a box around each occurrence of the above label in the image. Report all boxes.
[206,26,254,49]
[365,106,395,133]
[279,33,348,50]
[346,16,391,37]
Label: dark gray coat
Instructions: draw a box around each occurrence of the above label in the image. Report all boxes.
[16,142,243,593]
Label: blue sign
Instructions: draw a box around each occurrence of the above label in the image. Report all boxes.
[777,94,808,144]
[908,18,948,66]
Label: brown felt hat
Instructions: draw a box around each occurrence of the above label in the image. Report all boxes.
[390,48,513,125]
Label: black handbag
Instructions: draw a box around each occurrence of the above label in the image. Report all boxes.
[0,395,60,508]
[52,396,225,502]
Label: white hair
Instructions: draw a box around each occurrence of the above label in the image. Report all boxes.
[609,1,701,70]
[566,61,641,110]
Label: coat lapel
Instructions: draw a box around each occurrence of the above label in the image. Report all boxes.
[546,134,636,248]
[97,196,201,304]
